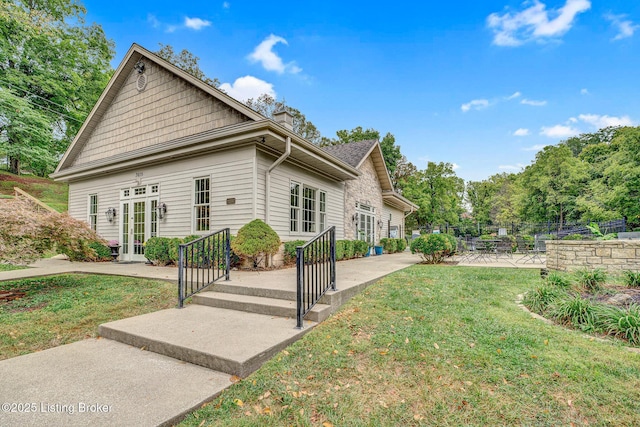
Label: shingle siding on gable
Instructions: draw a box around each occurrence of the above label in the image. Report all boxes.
[71,58,252,167]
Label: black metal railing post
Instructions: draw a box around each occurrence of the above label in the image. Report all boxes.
[178,227,231,308]
[295,226,336,329]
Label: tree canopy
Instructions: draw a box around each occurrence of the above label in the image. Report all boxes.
[155,44,220,88]
[0,0,114,176]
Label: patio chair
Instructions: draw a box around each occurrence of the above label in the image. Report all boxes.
[529,237,546,263]
[516,236,534,263]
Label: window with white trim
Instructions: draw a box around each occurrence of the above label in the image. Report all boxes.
[194,177,210,232]
[290,182,300,232]
[88,194,98,231]
[319,191,326,231]
[302,186,317,233]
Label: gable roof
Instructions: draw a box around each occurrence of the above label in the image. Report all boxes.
[320,139,377,168]
[51,43,360,183]
[321,139,418,212]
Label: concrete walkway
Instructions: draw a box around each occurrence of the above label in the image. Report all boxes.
[0,252,421,427]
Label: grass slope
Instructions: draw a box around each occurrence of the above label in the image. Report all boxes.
[0,170,68,212]
[0,274,175,360]
[181,266,640,426]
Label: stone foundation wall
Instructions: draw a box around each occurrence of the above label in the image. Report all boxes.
[546,240,640,273]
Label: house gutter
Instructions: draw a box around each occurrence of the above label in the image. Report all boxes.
[265,136,291,224]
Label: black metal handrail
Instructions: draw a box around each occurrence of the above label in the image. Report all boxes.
[178,228,230,307]
[296,226,336,328]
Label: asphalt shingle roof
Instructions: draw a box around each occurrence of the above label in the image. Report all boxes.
[320,139,377,168]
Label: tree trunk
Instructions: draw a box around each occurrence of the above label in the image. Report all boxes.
[9,156,19,175]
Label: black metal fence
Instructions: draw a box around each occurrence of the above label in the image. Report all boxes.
[421,219,626,239]
[178,228,230,308]
[296,226,336,329]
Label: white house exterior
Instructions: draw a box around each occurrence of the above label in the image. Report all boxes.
[52,44,416,262]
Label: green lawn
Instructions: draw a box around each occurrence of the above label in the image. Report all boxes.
[0,170,68,212]
[0,274,176,360]
[181,265,640,426]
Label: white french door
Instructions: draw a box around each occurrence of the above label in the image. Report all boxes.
[120,186,159,262]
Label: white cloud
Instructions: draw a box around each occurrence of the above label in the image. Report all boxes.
[219,76,276,102]
[451,163,460,171]
[540,124,580,138]
[487,0,591,46]
[606,13,639,41]
[506,91,522,100]
[222,1,230,8]
[523,144,550,151]
[513,128,530,136]
[578,114,634,128]
[499,163,526,171]
[248,34,301,74]
[184,17,212,30]
[521,98,547,106]
[461,99,490,112]
[147,14,160,29]
[580,88,589,95]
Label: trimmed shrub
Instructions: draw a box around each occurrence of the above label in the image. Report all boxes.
[343,240,355,259]
[380,238,397,254]
[623,270,640,288]
[231,219,281,269]
[168,238,183,264]
[353,240,369,257]
[442,234,457,256]
[284,240,307,264]
[144,237,172,266]
[395,238,407,252]
[335,240,346,260]
[88,241,111,261]
[410,234,453,264]
[563,234,586,240]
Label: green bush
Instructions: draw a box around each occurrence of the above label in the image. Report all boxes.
[353,240,369,257]
[343,240,355,259]
[410,234,453,264]
[380,238,397,254]
[563,234,586,240]
[88,241,111,261]
[623,270,640,288]
[442,234,457,256]
[575,268,607,293]
[335,240,346,260]
[284,240,306,264]
[144,237,172,266]
[231,219,281,269]
[395,238,407,252]
[168,238,183,264]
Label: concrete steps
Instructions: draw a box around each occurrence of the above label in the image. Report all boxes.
[99,305,314,377]
[193,291,332,323]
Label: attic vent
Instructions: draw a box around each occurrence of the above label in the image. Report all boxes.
[136,74,147,92]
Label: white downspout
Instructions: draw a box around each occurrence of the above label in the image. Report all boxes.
[265,136,291,224]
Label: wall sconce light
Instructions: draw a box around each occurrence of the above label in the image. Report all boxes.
[352,213,358,224]
[377,219,384,229]
[105,207,117,223]
[157,202,167,219]
[134,60,145,74]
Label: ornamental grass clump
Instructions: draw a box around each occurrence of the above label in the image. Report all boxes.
[523,285,567,315]
[622,270,640,288]
[575,268,607,293]
[231,219,280,269]
[594,304,640,345]
[549,296,599,332]
[546,272,572,289]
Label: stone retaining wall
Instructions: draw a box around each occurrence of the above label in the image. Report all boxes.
[546,240,640,273]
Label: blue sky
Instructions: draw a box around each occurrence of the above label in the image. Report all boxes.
[83,0,640,181]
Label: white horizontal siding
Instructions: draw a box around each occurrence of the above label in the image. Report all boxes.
[67,146,255,240]
[382,204,406,239]
[257,151,345,240]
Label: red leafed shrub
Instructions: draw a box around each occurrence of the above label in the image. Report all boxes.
[0,198,106,265]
